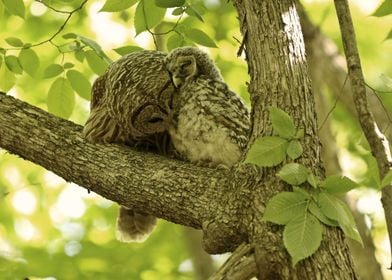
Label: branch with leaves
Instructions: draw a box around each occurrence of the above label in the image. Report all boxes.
[245,107,367,264]
[334,0,392,268]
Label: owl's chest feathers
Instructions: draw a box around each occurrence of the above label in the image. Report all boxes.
[168,79,243,168]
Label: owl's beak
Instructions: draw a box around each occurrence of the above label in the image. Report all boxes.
[172,76,183,88]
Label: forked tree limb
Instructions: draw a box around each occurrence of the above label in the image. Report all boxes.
[0,91,259,254]
[334,0,392,269]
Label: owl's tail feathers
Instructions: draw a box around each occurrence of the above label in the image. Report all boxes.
[115,206,157,243]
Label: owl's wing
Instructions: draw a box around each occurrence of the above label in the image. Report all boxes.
[202,80,250,150]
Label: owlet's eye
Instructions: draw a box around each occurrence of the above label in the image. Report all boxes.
[180,60,192,68]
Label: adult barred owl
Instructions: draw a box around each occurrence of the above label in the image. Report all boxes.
[83,50,176,242]
[164,47,250,168]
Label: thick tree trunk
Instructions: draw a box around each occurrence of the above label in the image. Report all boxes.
[232,0,357,278]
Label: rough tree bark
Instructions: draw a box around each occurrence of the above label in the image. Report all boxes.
[0,0,362,279]
[230,0,357,279]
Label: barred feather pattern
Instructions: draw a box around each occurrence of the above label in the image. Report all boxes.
[165,47,250,168]
[83,50,176,243]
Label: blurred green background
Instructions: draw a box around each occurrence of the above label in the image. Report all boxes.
[0,0,391,279]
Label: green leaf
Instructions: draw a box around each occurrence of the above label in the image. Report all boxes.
[5,55,23,74]
[321,175,358,194]
[66,70,91,100]
[292,186,310,198]
[372,0,392,17]
[317,193,363,245]
[63,62,74,69]
[269,107,296,139]
[5,37,23,47]
[43,64,64,79]
[19,48,40,77]
[0,64,16,91]
[78,35,112,64]
[385,29,392,41]
[245,136,288,167]
[381,170,392,188]
[166,33,185,51]
[62,33,77,39]
[278,163,310,186]
[184,29,217,48]
[172,7,184,16]
[99,0,139,12]
[287,140,303,160]
[308,201,338,227]
[85,50,109,76]
[74,49,85,62]
[185,4,204,22]
[2,0,25,18]
[47,77,75,119]
[155,0,185,8]
[0,56,2,69]
[283,213,323,266]
[263,192,308,225]
[113,45,143,56]
[134,0,166,35]
[307,173,319,188]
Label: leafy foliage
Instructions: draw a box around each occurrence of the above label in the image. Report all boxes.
[246,107,303,166]
[18,48,40,77]
[283,213,323,266]
[269,107,296,139]
[263,192,308,225]
[135,0,166,35]
[99,0,139,12]
[183,29,217,48]
[2,0,25,18]
[256,107,363,264]
[0,0,390,276]
[47,77,75,119]
[278,163,310,185]
[245,136,288,167]
[372,0,392,17]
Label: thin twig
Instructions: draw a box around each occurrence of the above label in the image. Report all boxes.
[318,74,348,131]
[140,0,184,50]
[34,0,73,14]
[4,0,88,51]
[365,83,392,135]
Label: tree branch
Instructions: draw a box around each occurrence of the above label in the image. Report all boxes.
[0,92,257,254]
[297,3,385,278]
[334,0,392,269]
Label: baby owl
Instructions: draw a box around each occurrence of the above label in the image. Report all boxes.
[164,47,250,168]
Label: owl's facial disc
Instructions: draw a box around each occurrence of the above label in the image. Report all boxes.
[171,56,198,88]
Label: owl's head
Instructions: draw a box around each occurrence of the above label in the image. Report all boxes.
[165,54,198,88]
[164,47,222,88]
